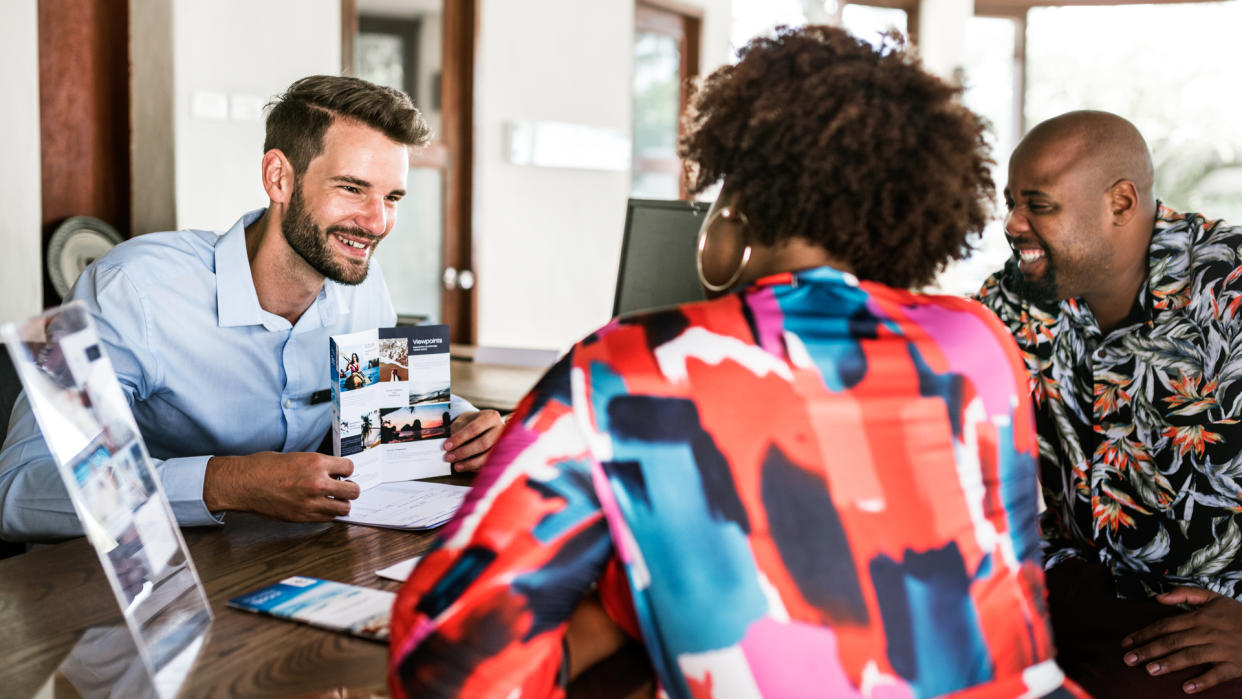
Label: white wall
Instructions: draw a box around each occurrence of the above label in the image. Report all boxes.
[474,0,732,351]
[0,1,43,325]
[169,0,341,231]
[698,0,734,71]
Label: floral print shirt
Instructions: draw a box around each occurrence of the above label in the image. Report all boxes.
[979,205,1242,600]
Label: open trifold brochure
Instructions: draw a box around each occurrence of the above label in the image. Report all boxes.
[330,324,469,530]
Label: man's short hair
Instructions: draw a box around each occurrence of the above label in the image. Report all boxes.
[264,75,431,174]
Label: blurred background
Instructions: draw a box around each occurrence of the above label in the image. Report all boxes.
[2,0,1239,351]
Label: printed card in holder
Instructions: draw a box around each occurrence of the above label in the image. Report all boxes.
[2,302,212,699]
[227,576,394,642]
[331,324,453,489]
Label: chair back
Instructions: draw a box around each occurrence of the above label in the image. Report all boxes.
[0,344,20,437]
[0,344,27,556]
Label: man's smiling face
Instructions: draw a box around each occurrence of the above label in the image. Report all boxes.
[1002,139,1115,304]
[282,118,409,285]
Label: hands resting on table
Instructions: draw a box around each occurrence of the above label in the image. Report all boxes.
[1123,587,1242,694]
[203,410,505,521]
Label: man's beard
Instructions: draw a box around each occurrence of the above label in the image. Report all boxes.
[1003,255,1060,305]
[283,187,376,286]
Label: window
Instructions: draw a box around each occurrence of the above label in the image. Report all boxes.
[1025,2,1242,223]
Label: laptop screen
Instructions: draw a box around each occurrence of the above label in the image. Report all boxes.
[612,198,711,318]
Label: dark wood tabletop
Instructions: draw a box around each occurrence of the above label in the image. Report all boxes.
[0,489,461,698]
[450,350,545,414]
[0,477,654,698]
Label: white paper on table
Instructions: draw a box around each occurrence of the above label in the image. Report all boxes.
[347,449,384,492]
[337,480,469,530]
[376,555,423,582]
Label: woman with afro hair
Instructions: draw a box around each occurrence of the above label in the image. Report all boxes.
[389,25,1083,699]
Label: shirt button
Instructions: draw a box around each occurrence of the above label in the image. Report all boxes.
[284,399,292,408]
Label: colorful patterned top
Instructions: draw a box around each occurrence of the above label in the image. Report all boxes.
[978,205,1242,601]
[390,266,1079,698]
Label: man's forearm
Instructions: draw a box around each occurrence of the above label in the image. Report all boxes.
[1,390,222,541]
[0,391,88,541]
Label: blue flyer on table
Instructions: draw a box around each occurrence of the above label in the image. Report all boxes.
[227,576,395,643]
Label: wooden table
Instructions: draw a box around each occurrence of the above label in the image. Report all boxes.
[0,503,455,698]
[0,483,653,698]
[450,349,545,413]
[1,350,644,697]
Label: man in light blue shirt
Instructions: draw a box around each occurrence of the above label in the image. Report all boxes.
[0,76,503,541]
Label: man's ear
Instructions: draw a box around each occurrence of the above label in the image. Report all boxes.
[1108,179,1140,226]
[261,149,296,205]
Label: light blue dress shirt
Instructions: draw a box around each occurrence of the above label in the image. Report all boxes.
[0,209,473,541]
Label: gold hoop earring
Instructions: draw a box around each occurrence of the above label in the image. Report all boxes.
[696,207,752,292]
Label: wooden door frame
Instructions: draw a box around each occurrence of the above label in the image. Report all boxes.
[38,0,132,308]
[440,0,477,345]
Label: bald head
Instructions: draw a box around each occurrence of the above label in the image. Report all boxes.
[1014,110,1155,207]
[1003,110,1159,328]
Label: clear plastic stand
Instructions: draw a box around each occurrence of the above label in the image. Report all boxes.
[4,302,212,698]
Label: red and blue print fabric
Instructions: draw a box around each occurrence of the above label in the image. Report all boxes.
[390,266,1085,699]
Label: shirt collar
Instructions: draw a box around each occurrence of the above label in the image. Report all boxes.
[1139,200,1184,324]
[1058,200,1177,332]
[752,265,861,289]
[215,209,267,328]
[213,208,346,330]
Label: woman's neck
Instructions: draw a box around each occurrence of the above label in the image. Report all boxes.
[740,238,853,284]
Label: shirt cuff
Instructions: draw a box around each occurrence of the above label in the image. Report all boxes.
[158,455,225,527]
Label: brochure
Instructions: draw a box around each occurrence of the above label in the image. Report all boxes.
[336,480,469,531]
[227,576,395,643]
[331,325,452,489]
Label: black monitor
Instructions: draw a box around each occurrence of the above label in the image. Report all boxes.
[612,198,711,317]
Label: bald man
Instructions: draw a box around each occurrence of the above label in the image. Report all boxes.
[979,110,1242,696]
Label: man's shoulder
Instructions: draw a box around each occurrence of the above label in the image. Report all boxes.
[89,228,218,280]
[1153,206,1242,255]
[1156,206,1239,234]
[1151,206,1242,291]
[71,227,223,311]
